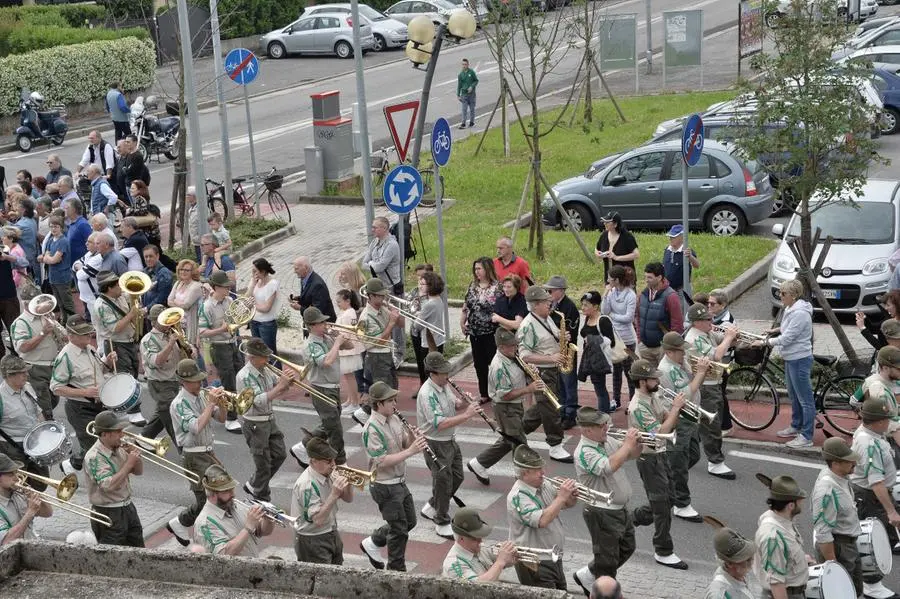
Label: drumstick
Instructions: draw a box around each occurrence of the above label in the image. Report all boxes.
[104,340,117,375]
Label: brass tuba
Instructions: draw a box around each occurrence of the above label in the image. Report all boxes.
[553,311,577,374]
[119,271,151,342]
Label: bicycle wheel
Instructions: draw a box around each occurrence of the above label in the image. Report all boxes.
[722,367,780,431]
[208,195,227,220]
[267,190,291,223]
[418,168,436,208]
[821,375,864,436]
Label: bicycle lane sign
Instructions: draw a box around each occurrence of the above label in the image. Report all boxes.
[431,117,452,167]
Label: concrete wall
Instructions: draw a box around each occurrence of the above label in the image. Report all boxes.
[2,541,573,599]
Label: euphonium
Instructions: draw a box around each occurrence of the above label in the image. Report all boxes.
[157,306,193,358]
[554,310,577,374]
[27,294,67,346]
[200,387,255,415]
[119,271,151,342]
[332,464,377,489]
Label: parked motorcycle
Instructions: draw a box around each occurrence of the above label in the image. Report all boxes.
[129,95,180,162]
[15,89,68,152]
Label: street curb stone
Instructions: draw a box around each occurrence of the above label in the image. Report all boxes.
[231,223,297,264]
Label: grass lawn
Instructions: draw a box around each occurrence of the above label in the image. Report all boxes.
[408,90,778,299]
[166,217,287,263]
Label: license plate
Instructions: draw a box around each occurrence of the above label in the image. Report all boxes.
[821,289,841,299]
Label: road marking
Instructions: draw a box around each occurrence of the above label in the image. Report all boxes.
[728,450,821,470]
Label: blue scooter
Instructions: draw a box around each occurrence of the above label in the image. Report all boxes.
[16,88,68,153]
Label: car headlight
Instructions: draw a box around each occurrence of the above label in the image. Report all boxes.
[774,254,796,273]
[863,258,889,276]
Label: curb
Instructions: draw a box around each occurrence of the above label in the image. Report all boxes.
[231,223,296,264]
[721,248,774,304]
[141,507,182,543]
[723,435,820,460]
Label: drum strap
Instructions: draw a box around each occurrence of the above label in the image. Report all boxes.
[99,295,127,319]
[0,427,24,454]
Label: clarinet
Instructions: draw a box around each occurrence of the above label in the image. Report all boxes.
[446,379,500,434]
[392,407,445,471]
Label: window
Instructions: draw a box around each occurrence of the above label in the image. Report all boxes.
[607,152,665,184]
[669,154,713,180]
[655,129,681,142]
[390,2,411,13]
[872,29,900,46]
[872,74,888,93]
[878,54,900,65]
[712,157,732,177]
[786,202,895,245]
[295,18,316,31]
[316,17,341,29]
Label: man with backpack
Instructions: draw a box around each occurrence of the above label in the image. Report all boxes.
[76,131,116,181]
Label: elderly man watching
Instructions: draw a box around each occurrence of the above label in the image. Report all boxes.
[290,257,336,323]
[91,213,118,250]
[56,176,80,213]
[96,232,127,275]
[45,154,72,185]
[76,130,115,179]
[87,165,117,217]
[120,217,148,271]
[200,233,235,286]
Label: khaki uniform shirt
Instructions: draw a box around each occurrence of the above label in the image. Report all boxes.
[517,313,560,366]
[50,343,106,403]
[363,410,409,483]
[811,467,861,544]
[11,312,58,366]
[684,327,724,386]
[0,492,36,542]
[360,304,391,354]
[574,435,632,509]
[199,296,233,343]
[140,329,179,382]
[850,425,897,489]
[237,362,277,421]
[0,381,40,442]
[170,388,216,450]
[659,354,701,405]
[507,478,565,553]
[193,500,259,557]
[302,333,340,387]
[291,467,337,536]
[442,543,493,580]
[704,567,755,599]
[754,510,808,590]
[416,378,457,441]
[627,390,668,454]
[862,372,900,432]
[488,351,528,404]
[95,294,134,343]
[84,440,133,506]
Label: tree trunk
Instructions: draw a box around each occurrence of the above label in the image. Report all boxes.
[532,100,543,260]
[584,49,593,124]
[501,80,510,158]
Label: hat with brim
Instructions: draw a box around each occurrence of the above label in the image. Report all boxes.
[306,437,338,461]
[882,319,900,340]
[513,445,544,469]
[543,275,568,290]
[303,307,330,325]
[239,338,273,358]
[0,355,28,376]
[687,303,712,322]
[96,270,119,291]
[202,464,237,492]
[821,438,860,463]
[861,396,895,421]
[524,285,551,302]
[148,304,166,323]
[176,358,207,382]
[661,331,686,350]
[877,345,900,369]
[576,406,610,427]
[667,225,684,237]
[0,453,23,474]
[713,527,756,563]
[424,351,451,374]
[757,473,807,501]
[494,327,517,346]
[451,508,493,539]
[93,410,129,433]
[66,315,94,336]
[630,359,663,380]
[369,381,399,403]
[364,278,388,296]
[208,270,231,288]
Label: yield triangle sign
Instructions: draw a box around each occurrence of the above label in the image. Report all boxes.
[383,101,419,163]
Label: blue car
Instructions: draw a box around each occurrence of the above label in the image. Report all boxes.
[872,67,900,134]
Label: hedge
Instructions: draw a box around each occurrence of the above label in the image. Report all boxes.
[186,0,305,39]
[0,37,156,117]
[0,5,107,27]
[6,25,149,55]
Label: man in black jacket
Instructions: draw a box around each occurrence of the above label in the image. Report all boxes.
[545,275,581,429]
[122,135,149,198]
[290,257,336,336]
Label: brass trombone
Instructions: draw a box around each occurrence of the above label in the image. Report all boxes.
[157,307,194,358]
[607,428,677,450]
[119,271,151,342]
[711,324,769,344]
[266,355,338,407]
[333,464,377,489]
[487,542,560,572]
[323,322,394,350]
[14,472,112,527]
[659,387,718,423]
[86,422,200,484]
[199,387,255,416]
[359,285,445,338]
[545,476,612,508]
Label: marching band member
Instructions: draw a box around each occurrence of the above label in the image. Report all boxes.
[166,359,225,547]
[199,269,244,433]
[236,338,293,501]
[657,330,708,523]
[811,438,863,597]
[139,304,182,444]
[627,359,688,569]
[355,278,403,425]
[704,525,755,599]
[359,381,427,572]
[849,396,900,599]
[193,463,274,556]
[11,287,60,419]
[856,345,900,448]
[467,327,543,486]
[290,308,349,469]
[572,407,642,595]
[0,356,49,489]
[506,445,577,589]
[683,303,738,480]
[291,437,352,564]
[50,315,117,476]
[753,474,809,599]
[83,410,144,547]
[516,285,571,463]
[441,507,517,582]
[416,351,479,539]
[0,452,51,544]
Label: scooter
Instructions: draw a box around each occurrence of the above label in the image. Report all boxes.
[129,95,180,162]
[15,88,68,153]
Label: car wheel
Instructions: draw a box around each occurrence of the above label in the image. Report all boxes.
[765,11,781,27]
[560,203,591,231]
[705,204,746,236]
[881,107,900,135]
[267,42,286,59]
[373,35,387,52]
[335,40,353,59]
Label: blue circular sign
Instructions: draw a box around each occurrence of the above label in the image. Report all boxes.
[431,117,452,167]
[383,165,423,215]
[224,48,259,86]
[681,113,704,167]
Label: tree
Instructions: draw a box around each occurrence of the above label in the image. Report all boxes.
[735,0,886,362]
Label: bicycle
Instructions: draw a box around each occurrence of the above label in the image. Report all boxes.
[722,343,866,436]
[371,146,437,208]
[205,167,291,223]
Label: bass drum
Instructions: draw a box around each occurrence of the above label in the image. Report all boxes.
[806,561,855,599]
[22,421,72,467]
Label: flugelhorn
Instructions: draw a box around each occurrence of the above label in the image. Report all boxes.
[266,354,338,407]
[119,270,151,342]
[200,387,255,415]
[235,498,300,531]
[659,387,717,423]
[487,543,560,572]
[359,285,445,338]
[157,306,193,358]
[333,464,376,489]
[516,355,561,410]
[14,472,112,527]
[607,428,676,449]
[27,294,67,346]
[545,476,612,508]
[688,354,735,381]
[86,422,200,484]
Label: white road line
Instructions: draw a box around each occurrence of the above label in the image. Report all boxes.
[728,450,821,470]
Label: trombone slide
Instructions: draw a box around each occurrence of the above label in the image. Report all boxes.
[265,357,338,407]
[86,422,200,484]
[14,476,112,527]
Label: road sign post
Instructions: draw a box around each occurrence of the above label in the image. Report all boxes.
[210,0,234,220]
[384,165,423,286]
[225,48,261,215]
[681,113,704,300]
[431,117,452,336]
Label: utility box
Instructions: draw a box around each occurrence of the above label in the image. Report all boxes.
[311,91,355,182]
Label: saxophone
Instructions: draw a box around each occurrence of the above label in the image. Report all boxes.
[554,310,577,374]
[516,354,561,410]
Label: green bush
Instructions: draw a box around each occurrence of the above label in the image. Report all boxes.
[186,0,305,39]
[0,38,156,117]
[96,0,153,21]
[0,5,107,27]
[6,25,149,55]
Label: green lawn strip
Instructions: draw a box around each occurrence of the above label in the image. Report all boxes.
[405,90,779,297]
[163,216,287,264]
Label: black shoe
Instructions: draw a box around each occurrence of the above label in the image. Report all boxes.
[458,123,466,129]
[655,557,689,570]
[452,495,466,508]
[468,121,475,127]
[243,482,258,498]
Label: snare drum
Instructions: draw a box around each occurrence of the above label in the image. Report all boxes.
[100,373,141,412]
[893,481,900,504]
[806,561,855,599]
[22,421,72,467]
[858,517,892,576]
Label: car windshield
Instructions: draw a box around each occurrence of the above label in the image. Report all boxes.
[357,5,388,21]
[786,201,895,244]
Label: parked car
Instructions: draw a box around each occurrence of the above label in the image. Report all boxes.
[833,17,900,60]
[302,3,408,51]
[384,0,456,26]
[540,140,774,236]
[768,179,900,315]
[872,67,900,133]
[768,0,876,27]
[441,0,489,20]
[260,13,376,59]
[652,95,757,137]
[853,14,898,37]
[842,44,900,70]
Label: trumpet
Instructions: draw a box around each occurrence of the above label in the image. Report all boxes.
[516,355,561,410]
[235,498,300,531]
[323,322,394,350]
[14,472,112,527]
[607,428,676,449]
[332,464,377,489]
[545,476,612,508]
[359,285,445,338]
[119,271,151,342]
[266,354,338,407]
[200,387,255,415]
[27,294,67,346]
[659,387,718,424]
[86,422,200,484]
[157,306,194,358]
[688,355,735,381]
[712,324,769,344]
[487,542,560,572]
